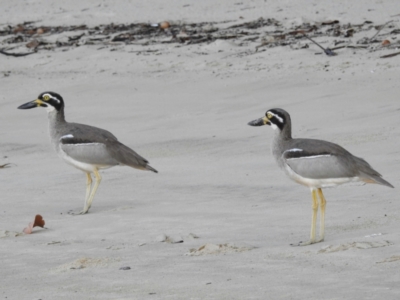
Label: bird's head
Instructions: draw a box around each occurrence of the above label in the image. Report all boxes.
[18,91,64,112]
[247,108,290,131]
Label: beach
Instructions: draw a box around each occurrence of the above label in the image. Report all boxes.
[1,1,400,299]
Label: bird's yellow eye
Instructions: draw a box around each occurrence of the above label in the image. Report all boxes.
[267,112,273,119]
[43,95,50,101]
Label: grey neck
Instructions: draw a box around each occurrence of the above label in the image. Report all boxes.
[47,108,66,148]
[271,122,292,165]
[279,122,292,140]
[47,107,66,125]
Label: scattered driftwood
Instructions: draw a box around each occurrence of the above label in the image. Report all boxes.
[0,48,35,57]
[330,45,368,51]
[380,51,400,58]
[1,17,399,57]
[370,20,393,41]
[303,34,336,56]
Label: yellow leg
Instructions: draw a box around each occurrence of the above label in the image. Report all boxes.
[85,172,92,203]
[317,188,327,242]
[70,172,93,215]
[80,169,102,214]
[298,188,319,246]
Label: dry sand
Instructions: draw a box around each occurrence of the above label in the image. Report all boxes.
[1,1,400,299]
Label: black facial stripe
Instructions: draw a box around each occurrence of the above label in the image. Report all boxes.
[267,109,286,130]
[269,116,284,130]
[38,91,64,111]
[48,99,60,107]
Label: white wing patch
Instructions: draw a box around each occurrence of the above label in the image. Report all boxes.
[286,148,303,153]
[60,134,74,141]
[70,143,102,146]
[287,154,332,160]
[283,148,332,160]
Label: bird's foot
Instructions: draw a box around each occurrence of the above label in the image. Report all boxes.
[67,208,89,215]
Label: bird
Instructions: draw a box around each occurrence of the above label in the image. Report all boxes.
[18,91,158,214]
[248,108,393,246]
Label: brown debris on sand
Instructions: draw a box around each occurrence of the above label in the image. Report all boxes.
[1,17,399,57]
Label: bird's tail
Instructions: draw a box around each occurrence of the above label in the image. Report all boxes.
[107,142,158,173]
[354,156,394,188]
[145,164,158,173]
[359,171,394,188]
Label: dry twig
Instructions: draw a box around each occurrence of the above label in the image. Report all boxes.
[303,34,336,56]
[370,20,393,41]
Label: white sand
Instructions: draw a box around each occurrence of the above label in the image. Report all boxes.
[1,1,400,299]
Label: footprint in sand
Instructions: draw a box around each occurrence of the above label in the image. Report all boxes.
[186,243,256,256]
[318,240,392,253]
[51,257,118,272]
[0,230,23,238]
[376,255,400,264]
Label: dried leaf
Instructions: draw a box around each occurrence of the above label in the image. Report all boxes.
[33,214,45,228]
[23,214,45,234]
[23,225,33,234]
[26,40,40,49]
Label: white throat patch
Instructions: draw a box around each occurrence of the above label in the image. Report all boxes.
[44,104,56,112]
[270,123,279,130]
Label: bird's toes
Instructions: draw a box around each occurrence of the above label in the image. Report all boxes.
[67,209,87,216]
[290,240,314,247]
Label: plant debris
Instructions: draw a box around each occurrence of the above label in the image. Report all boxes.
[380,51,400,58]
[23,214,46,234]
[1,17,399,57]
[0,49,35,57]
[302,34,336,56]
[0,163,12,169]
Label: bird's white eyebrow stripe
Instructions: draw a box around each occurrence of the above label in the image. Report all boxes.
[268,112,283,123]
[44,93,60,103]
[60,134,74,140]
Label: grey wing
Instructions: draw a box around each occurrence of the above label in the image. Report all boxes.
[67,122,119,143]
[283,138,393,187]
[284,153,357,179]
[283,138,358,179]
[61,143,120,166]
[59,122,120,165]
[60,123,157,172]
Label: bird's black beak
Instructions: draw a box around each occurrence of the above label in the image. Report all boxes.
[247,116,270,126]
[18,99,46,109]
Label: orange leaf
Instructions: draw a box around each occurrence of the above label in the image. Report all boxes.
[23,215,45,234]
[33,215,45,228]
